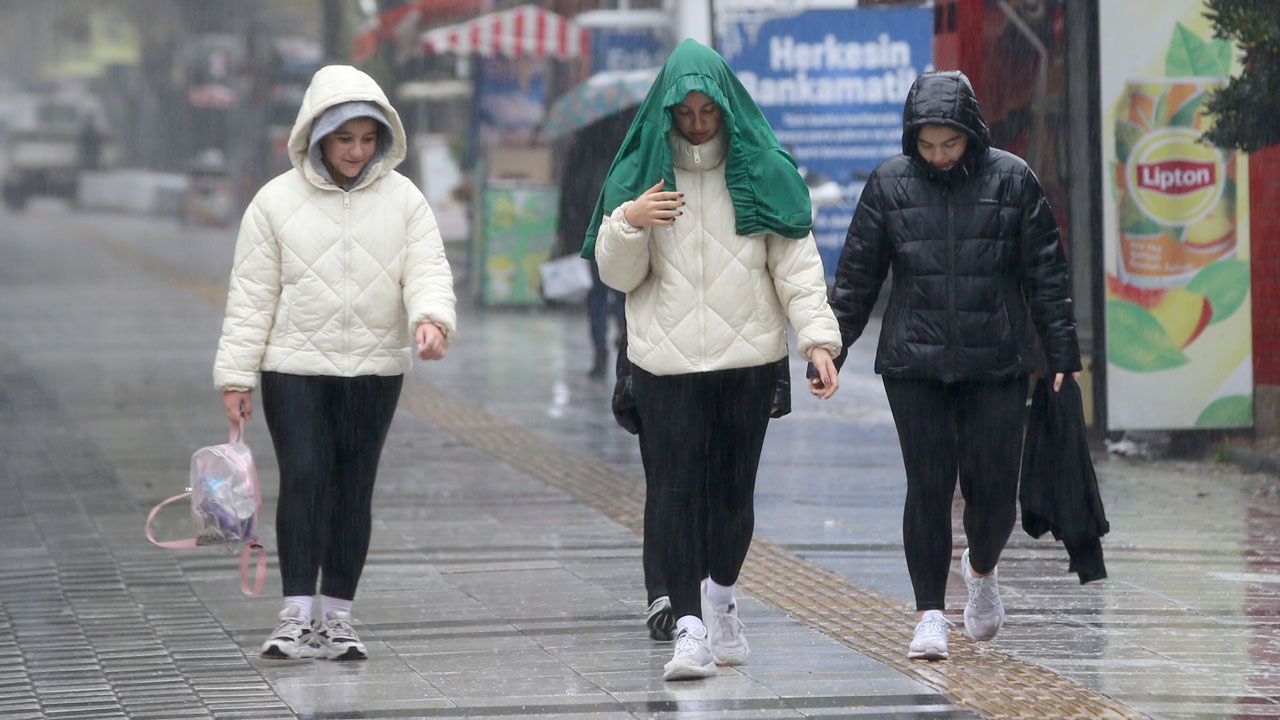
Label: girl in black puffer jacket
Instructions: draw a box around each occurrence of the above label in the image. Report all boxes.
[823,70,1081,661]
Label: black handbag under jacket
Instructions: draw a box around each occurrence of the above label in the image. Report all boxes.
[612,336,792,435]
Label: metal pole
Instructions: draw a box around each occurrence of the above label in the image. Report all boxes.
[1065,0,1107,438]
[670,0,712,45]
[323,0,344,63]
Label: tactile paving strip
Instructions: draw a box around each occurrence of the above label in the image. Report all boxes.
[399,379,1149,720]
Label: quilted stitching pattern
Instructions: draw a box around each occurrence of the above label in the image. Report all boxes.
[596,131,840,376]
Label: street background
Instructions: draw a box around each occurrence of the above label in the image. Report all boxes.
[2,1,1280,719]
[1,199,1279,719]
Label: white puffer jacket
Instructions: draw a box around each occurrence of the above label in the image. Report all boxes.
[596,130,841,376]
[213,65,456,391]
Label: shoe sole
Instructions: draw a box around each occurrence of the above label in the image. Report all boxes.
[321,646,367,661]
[907,648,949,661]
[662,661,716,680]
[260,643,311,660]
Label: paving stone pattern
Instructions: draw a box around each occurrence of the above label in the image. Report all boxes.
[2,205,1280,719]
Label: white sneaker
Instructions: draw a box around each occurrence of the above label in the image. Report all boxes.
[662,625,716,681]
[701,581,749,665]
[260,606,315,659]
[313,610,367,661]
[962,547,1005,641]
[645,596,676,641]
[907,610,953,660]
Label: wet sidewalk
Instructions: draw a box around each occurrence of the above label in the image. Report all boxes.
[1,203,1278,720]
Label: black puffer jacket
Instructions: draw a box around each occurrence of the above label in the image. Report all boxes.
[831,71,1080,382]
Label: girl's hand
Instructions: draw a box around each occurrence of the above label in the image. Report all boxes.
[624,180,684,227]
[416,322,446,360]
[1052,371,1082,392]
[223,390,252,428]
[808,348,839,399]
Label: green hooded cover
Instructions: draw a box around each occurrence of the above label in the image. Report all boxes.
[579,39,813,259]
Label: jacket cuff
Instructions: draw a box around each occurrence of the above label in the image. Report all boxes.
[806,346,849,378]
[214,369,259,393]
[413,316,456,345]
[613,202,644,236]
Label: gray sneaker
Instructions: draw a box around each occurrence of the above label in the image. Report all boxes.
[662,625,716,681]
[313,610,367,661]
[260,606,315,660]
[962,548,1005,641]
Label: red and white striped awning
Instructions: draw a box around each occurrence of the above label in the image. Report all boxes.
[421,4,590,60]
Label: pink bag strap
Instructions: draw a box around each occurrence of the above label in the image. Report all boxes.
[145,492,200,549]
[239,420,266,595]
[241,541,267,595]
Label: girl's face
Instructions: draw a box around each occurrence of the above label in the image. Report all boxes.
[671,91,721,145]
[915,123,968,171]
[321,117,379,184]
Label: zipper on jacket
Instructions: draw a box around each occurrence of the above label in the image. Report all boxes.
[694,147,707,368]
[342,189,351,373]
[945,185,957,378]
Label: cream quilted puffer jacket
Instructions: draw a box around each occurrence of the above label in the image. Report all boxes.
[213,65,456,391]
[596,130,841,376]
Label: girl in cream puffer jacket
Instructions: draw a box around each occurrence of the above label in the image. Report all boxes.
[214,65,455,391]
[213,65,455,662]
[589,40,842,681]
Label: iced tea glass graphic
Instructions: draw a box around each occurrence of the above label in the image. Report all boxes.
[1115,78,1235,288]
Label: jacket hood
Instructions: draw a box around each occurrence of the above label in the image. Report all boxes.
[288,65,407,189]
[901,71,991,167]
[581,38,812,259]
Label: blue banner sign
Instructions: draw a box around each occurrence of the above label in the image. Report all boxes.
[591,28,665,72]
[718,6,933,276]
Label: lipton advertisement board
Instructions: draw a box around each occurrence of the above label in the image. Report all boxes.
[1101,1,1252,429]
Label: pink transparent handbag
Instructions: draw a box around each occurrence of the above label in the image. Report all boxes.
[146,421,266,595]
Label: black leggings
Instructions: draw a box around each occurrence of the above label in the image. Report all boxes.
[633,363,774,620]
[882,376,1027,612]
[260,371,403,600]
[638,423,667,604]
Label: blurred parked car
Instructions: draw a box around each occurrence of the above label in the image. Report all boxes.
[2,91,116,210]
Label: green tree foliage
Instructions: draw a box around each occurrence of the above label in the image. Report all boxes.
[1201,0,1280,152]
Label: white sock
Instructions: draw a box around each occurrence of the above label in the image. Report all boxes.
[675,615,705,636]
[320,595,352,619]
[283,596,312,623]
[705,577,735,608]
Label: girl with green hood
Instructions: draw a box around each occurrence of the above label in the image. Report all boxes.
[587,39,842,681]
